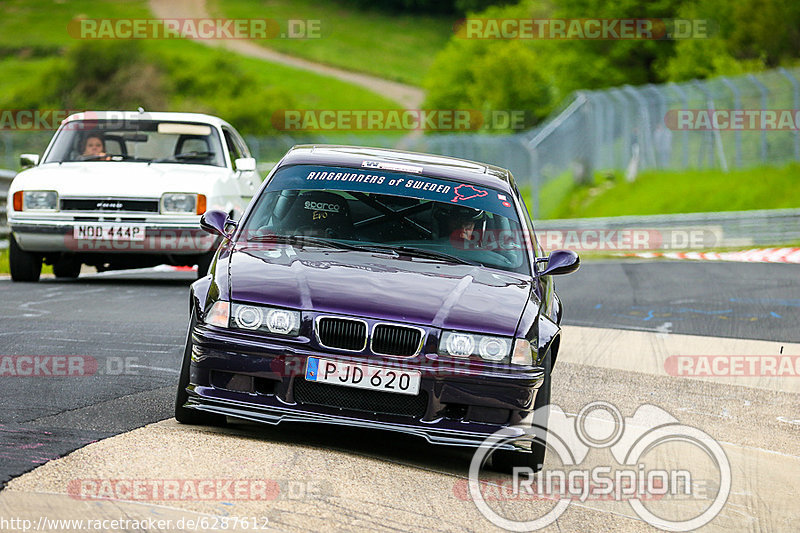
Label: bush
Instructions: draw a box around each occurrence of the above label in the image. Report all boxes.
[51,41,168,110]
[3,40,297,135]
[337,0,513,14]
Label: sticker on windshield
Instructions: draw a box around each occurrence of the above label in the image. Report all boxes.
[268,165,516,217]
[362,160,423,174]
[451,184,488,203]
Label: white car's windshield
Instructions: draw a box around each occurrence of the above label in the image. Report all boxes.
[43,119,226,167]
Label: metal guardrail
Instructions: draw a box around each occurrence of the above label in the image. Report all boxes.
[534,208,800,252]
[0,169,15,249]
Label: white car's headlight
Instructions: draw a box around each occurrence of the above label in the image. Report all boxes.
[18,190,59,211]
[439,331,512,362]
[231,303,301,336]
[160,193,206,214]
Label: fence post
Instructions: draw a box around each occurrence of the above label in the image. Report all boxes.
[667,82,690,170]
[718,76,742,168]
[778,67,800,161]
[748,73,769,162]
[608,89,629,171]
[692,79,728,171]
[623,85,656,171]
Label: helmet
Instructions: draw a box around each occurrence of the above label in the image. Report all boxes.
[433,203,485,225]
[432,203,485,239]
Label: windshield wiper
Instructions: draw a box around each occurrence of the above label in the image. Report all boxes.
[355,244,478,265]
[247,235,403,255]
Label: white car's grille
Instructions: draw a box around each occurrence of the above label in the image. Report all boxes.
[60,198,159,213]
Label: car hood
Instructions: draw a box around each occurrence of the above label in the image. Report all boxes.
[228,246,534,337]
[12,162,228,197]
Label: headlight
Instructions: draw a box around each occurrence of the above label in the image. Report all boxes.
[444,332,474,358]
[231,303,300,336]
[479,336,510,361]
[439,331,512,362]
[160,193,206,214]
[20,190,58,211]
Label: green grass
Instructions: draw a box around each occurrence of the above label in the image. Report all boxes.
[536,163,800,219]
[0,248,53,276]
[0,0,400,134]
[210,0,454,86]
[0,0,151,49]
[156,39,399,111]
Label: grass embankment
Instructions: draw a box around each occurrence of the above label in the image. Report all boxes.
[211,0,453,86]
[531,163,800,219]
[0,0,400,142]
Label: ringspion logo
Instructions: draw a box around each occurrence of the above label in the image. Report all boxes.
[468,401,731,531]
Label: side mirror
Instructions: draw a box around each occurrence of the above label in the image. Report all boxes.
[537,249,580,276]
[234,157,256,172]
[200,209,235,237]
[20,154,40,168]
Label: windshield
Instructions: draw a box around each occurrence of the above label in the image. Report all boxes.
[239,164,531,275]
[43,119,226,166]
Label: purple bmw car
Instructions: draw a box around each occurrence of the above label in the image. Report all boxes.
[175,145,579,470]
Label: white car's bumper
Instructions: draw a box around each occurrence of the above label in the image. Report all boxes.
[10,214,217,255]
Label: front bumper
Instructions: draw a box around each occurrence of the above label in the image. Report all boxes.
[10,215,216,255]
[184,324,544,449]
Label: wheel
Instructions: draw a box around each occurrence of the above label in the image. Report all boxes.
[196,251,215,279]
[53,257,81,278]
[9,234,42,282]
[491,350,552,473]
[174,311,227,426]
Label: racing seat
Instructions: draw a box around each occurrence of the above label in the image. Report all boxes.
[278,191,354,240]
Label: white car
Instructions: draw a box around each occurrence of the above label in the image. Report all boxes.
[7,111,260,281]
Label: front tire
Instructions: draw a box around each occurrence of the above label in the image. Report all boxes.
[175,311,226,426]
[9,235,42,282]
[53,256,81,279]
[491,350,552,473]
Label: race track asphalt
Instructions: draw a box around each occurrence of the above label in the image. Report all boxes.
[0,260,798,532]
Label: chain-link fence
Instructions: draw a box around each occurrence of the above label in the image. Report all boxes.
[527,66,800,182]
[3,67,798,220]
[399,66,800,217]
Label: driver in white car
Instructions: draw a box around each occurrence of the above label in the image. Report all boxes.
[81,133,109,160]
